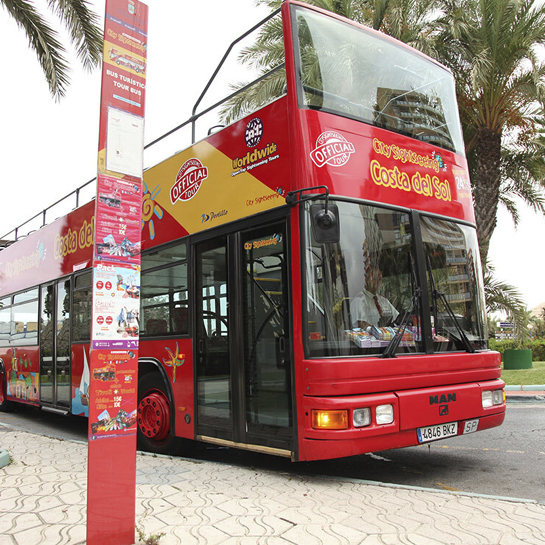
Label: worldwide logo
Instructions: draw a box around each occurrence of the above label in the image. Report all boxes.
[170,158,208,204]
[245,118,263,148]
[310,131,355,168]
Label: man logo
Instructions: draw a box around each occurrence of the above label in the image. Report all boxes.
[429,393,456,405]
[439,405,449,416]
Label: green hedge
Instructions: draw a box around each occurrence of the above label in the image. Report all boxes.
[489,339,545,362]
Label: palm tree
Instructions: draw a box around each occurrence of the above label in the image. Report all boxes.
[434,0,545,262]
[362,0,437,55]
[1,0,103,100]
[483,260,527,334]
[497,107,545,229]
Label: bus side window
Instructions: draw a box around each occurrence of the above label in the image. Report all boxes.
[11,289,39,345]
[0,304,10,345]
[140,243,188,337]
[73,271,92,342]
[173,307,188,335]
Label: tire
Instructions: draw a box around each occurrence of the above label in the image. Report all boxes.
[137,372,178,454]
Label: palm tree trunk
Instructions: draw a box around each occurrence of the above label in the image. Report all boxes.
[473,127,502,263]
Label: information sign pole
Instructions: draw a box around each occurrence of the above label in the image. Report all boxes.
[87,1,148,543]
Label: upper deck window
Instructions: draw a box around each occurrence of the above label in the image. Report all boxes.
[293,6,465,155]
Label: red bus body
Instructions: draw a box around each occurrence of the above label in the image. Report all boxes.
[0,1,504,461]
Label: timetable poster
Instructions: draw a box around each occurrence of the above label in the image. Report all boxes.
[91,262,140,350]
[95,174,142,264]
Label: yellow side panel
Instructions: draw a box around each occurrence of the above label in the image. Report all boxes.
[145,140,284,234]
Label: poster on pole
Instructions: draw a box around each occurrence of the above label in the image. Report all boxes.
[87,1,148,544]
[91,262,140,349]
[95,175,142,263]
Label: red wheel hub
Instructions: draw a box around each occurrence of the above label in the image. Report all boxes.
[137,390,170,442]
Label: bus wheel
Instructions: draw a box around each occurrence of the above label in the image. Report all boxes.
[0,369,14,413]
[137,373,174,454]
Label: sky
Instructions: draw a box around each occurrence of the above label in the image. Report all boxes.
[1,0,544,312]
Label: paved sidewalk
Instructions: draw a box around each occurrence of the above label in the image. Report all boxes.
[1,426,545,545]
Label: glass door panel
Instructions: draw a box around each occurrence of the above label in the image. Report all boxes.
[195,237,232,433]
[56,279,71,408]
[242,224,292,441]
[39,279,71,409]
[40,285,55,405]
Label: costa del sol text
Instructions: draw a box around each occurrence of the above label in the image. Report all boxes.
[370,159,451,202]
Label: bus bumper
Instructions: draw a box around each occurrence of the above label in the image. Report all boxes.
[297,379,506,462]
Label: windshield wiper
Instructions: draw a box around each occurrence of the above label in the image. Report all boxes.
[382,254,421,359]
[427,256,475,353]
[381,287,421,358]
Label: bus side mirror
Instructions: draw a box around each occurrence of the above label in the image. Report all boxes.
[310,203,340,244]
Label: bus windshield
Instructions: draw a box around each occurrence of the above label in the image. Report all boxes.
[303,201,487,357]
[293,5,465,155]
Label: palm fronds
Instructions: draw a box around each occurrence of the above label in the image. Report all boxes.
[1,0,102,99]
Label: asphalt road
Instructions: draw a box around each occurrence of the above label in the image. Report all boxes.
[1,400,543,503]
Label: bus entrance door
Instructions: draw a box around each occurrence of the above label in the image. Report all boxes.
[195,221,293,455]
[39,279,71,411]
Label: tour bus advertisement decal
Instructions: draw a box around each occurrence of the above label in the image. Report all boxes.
[91,262,140,350]
[310,130,356,168]
[140,104,290,240]
[369,136,452,202]
[5,348,39,405]
[88,348,137,440]
[305,123,473,221]
[0,201,95,296]
[72,347,91,417]
[148,143,284,235]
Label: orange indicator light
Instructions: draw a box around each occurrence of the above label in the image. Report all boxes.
[311,409,349,430]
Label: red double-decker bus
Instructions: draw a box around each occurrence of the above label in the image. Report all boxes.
[0,1,505,461]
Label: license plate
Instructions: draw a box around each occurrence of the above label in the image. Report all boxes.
[417,422,458,443]
[463,419,479,434]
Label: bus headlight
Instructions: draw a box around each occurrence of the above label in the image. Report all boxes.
[482,389,504,408]
[311,409,348,429]
[376,404,394,425]
[353,408,371,428]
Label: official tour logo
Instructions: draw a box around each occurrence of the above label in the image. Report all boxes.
[310,131,355,168]
[170,158,208,204]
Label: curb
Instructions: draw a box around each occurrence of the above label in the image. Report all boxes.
[506,396,545,404]
[504,385,545,403]
[0,449,9,469]
[505,385,545,391]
